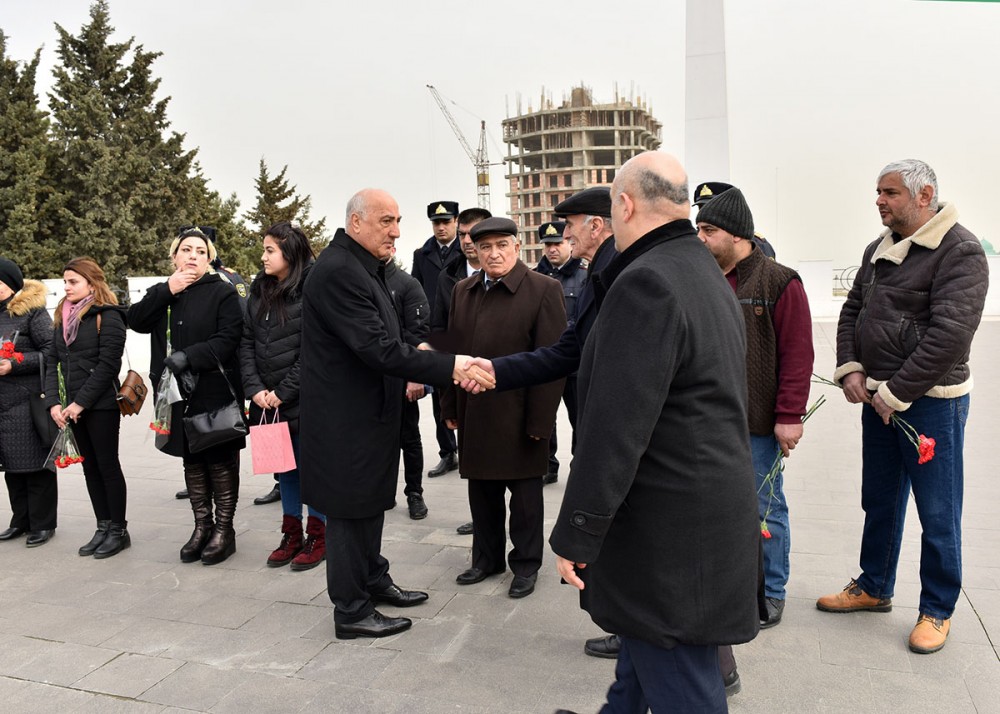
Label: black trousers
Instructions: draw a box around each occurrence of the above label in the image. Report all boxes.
[547,375,578,473]
[71,409,127,523]
[325,513,394,623]
[468,477,543,577]
[603,637,726,713]
[4,468,58,531]
[431,390,457,458]
[400,398,423,496]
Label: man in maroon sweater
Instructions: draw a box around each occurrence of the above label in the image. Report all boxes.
[697,187,814,629]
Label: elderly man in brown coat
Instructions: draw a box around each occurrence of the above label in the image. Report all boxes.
[441,217,566,598]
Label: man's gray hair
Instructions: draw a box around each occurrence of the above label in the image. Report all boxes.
[635,168,689,206]
[878,159,939,211]
[345,191,369,226]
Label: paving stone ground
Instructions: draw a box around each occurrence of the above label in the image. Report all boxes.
[1,319,998,713]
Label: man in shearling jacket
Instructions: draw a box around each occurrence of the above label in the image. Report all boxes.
[818,159,989,655]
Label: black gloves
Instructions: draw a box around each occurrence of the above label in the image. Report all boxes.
[164,350,198,397]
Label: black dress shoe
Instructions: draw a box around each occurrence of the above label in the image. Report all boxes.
[427,452,458,477]
[584,633,621,658]
[760,596,785,629]
[0,526,26,541]
[26,529,55,547]
[723,667,741,697]
[335,610,412,640]
[371,584,429,608]
[254,484,281,505]
[175,489,189,499]
[456,566,503,585]
[543,471,559,485]
[508,573,537,598]
[456,521,473,535]
[407,494,428,520]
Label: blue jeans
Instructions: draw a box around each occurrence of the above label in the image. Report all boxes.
[752,433,789,599]
[278,434,325,521]
[857,395,969,619]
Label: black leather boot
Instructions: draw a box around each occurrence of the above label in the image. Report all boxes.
[180,462,214,563]
[201,457,239,565]
[79,519,111,556]
[94,521,130,559]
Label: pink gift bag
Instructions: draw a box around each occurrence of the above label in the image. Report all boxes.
[250,409,296,475]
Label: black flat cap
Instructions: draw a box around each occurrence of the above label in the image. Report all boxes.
[427,201,459,220]
[470,217,518,242]
[692,181,734,207]
[554,187,611,218]
[538,221,566,243]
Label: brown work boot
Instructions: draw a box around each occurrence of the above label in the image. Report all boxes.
[909,614,950,654]
[816,578,892,613]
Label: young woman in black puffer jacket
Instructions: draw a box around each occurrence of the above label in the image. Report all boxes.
[240,222,325,570]
[45,257,129,558]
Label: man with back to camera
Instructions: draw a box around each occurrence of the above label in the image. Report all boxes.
[817,159,988,655]
[412,200,463,478]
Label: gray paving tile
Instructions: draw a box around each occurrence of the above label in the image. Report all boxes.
[162,626,275,667]
[72,695,169,713]
[870,668,979,713]
[98,617,207,657]
[9,641,119,686]
[237,601,331,638]
[1,679,95,712]
[303,683,492,714]
[235,636,328,676]
[138,662,250,711]
[208,670,324,714]
[72,652,183,698]
[295,642,400,687]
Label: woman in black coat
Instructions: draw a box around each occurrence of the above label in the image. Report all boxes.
[45,257,129,558]
[127,228,244,565]
[0,258,56,547]
[240,222,325,571]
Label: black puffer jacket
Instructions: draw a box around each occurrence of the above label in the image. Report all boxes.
[45,305,127,412]
[240,267,309,431]
[835,203,989,411]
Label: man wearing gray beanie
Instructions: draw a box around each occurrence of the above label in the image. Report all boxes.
[697,187,814,630]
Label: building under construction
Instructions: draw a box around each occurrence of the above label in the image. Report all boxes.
[502,86,663,264]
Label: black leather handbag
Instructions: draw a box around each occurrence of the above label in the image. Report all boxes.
[182,355,247,454]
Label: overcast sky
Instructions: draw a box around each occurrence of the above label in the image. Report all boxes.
[3,0,999,270]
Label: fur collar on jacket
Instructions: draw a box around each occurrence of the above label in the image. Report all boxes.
[872,202,958,265]
[5,279,48,316]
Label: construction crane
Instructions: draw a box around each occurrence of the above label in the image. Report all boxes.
[426,84,490,210]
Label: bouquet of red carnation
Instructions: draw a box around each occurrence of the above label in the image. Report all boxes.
[1,331,25,364]
[45,425,84,470]
[891,413,936,464]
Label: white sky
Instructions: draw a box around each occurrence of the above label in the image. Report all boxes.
[3,0,999,271]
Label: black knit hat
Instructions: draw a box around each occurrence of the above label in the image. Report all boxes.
[0,257,24,293]
[695,187,754,240]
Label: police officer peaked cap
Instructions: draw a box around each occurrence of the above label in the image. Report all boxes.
[538,221,567,243]
[554,187,611,218]
[692,181,734,208]
[695,187,755,240]
[470,217,518,242]
[427,201,459,220]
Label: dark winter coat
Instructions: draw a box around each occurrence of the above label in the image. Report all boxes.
[0,280,54,472]
[430,256,476,332]
[494,237,617,390]
[534,255,587,322]
[299,229,453,519]
[45,305,127,413]
[240,267,310,433]
[440,261,566,479]
[834,203,989,411]
[549,220,761,650]
[411,235,463,317]
[384,262,430,346]
[127,271,245,457]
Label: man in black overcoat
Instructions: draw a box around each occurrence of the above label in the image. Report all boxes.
[549,153,760,712]
[299,189,486,639]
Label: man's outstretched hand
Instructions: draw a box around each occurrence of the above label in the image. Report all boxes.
[453,355,496,392]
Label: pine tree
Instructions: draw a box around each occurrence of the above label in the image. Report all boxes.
[244,158,329,255]
[45,1,214,286]
[0,31,58,278]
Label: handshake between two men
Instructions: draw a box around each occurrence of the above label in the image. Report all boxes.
[417,343,495,393]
